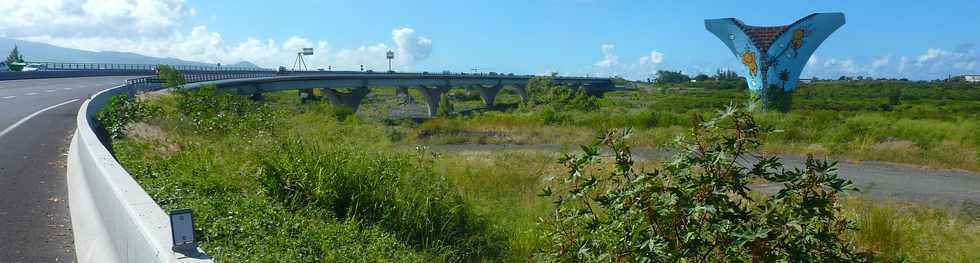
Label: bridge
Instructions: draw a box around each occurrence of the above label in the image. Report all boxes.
[194,73,616,116]
[0,64,614,262]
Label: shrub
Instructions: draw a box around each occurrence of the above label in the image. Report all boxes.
[157,65,186,90]
[97,93,157,139]
[176,85,278,134]
[523,77,598,112]
[538,104,874,262]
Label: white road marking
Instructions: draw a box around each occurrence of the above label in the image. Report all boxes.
[2,96,15,99]
[46,89,56,93]
[0,99,80,139]
[25,92,38,96]
[63,88,72,90]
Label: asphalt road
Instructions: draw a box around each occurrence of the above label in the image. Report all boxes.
[428,144,980,207]
[0,76,131,262]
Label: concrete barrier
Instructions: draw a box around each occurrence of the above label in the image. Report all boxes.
[68,85,210,263]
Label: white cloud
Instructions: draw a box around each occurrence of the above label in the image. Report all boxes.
[639,50,664,65]
[823,57,858,74]
[0,0,193,38]
[392,28,432,66]
[801,46,978,79]
[0,0,433,70]
[871,55,890,70]
[594,44,619,68]
[589,44,668,79]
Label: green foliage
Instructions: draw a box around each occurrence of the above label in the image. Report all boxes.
[113,136,441,262]
[175,85,278,134]
[258,141,504,260]
[715,69,740,81]
[96,93,157,139]
[157,65,187,89]
[447,88,482,101]
[539,105,874,262]
[5,45,24,64]
[523,76,598,112]
[438,92,455,116]
[762,85,794,112]
[655,70,691,84]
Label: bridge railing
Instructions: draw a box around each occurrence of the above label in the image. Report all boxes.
[22,61,274,72]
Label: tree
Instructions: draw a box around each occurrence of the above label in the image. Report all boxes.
[714,69,740,81]
[523,76,597,112]
[5,45,23,65]
[157,65,186,89]
[694,73,711,82]
[654,70,691,84]
[538,105,874,262]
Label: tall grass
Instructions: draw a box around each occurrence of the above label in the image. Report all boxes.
[845,199,980,262]
[111,85,980,262]
[407,81,980,171]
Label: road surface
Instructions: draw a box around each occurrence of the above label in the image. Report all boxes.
[428,144,980,207]
[0,76,131,262]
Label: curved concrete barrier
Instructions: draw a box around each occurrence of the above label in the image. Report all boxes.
[68,85,210,263]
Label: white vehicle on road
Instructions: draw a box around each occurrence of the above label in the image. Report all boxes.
[21,64,40,71]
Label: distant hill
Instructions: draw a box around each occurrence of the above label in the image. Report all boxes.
[0,37,263,69]
[225,61,261,68]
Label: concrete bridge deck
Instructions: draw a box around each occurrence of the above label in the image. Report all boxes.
[199,73,618,116]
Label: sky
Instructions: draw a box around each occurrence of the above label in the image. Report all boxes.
[0,0,977,80]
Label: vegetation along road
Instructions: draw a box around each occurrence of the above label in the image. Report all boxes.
[102,74,980,262]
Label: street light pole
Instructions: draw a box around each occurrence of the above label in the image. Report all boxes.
[386,50,395,72]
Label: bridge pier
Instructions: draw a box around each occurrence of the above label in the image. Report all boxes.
[478,84,502,107]
[323,87,370,111]
[513,84,528,103]
[416,85,450,117]
[395,86,414,104]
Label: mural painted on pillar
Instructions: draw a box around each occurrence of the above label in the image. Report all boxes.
[741,50,758,77]
[704,13,845,95]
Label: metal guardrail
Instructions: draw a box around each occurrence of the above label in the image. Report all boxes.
[23,61,273,72]
[125,70,282,92]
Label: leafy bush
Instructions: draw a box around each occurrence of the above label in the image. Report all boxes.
[448,88,482,101]
[157,64,186,89]
[97,93,157,139]
[523,77,598,112]
[538,104,874,262]
[258,140,504,260]
[176,85,278,134]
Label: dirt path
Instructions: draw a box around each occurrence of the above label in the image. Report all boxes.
[427,144,980,207]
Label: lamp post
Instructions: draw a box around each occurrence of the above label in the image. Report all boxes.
[386,50,395,72]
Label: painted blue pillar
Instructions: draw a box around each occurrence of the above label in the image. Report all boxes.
[705,13,845,108]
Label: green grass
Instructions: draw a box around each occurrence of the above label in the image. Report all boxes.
[845,198,980,262]
[405,80,980,171]
[110,82,980,262]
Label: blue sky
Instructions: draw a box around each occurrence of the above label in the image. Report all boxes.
[1,0,978,79]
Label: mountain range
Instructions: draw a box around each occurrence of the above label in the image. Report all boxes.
[0,37,261,68]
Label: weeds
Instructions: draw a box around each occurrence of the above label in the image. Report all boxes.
[96,93,158,139]
[539,104,874,262]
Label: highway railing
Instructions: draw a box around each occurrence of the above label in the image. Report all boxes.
[23,61,272,72]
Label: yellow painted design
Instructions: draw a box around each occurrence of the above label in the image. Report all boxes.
[791,29,805,49]
[742,50,758,76]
